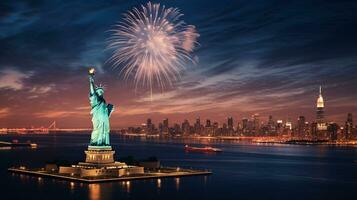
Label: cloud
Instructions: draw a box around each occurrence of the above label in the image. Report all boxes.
[0,108,10,118]
[27,84,56,98]
[29,84,55,94]
[0,69,32,90]
[35,110,87,118]
[75,106,91,110]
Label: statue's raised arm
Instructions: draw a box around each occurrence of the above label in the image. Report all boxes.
[88,68,96,96]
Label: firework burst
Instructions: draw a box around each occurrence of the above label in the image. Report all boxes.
[107,1,199,95]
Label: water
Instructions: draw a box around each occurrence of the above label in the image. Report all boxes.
[0,134,356,200]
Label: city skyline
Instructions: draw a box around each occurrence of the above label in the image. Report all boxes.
[1,0,357,128]
[0,84,355,128]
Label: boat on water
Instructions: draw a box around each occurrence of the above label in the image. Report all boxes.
[184,145,222,153]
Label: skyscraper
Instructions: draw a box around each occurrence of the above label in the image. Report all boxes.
[311,122,318,140]
[204,119,213,136]
[276,120,283,136]
[242,118,248,130]
[252,114,260,135]
[206,119,211,127]
[297,116,306,138]
[194,117,201,134]
[147,118,152,127]
[316,86,327,131]
[268,115,274,126]
[162,118,169,135]
[227,117,234,135]
[163,118,169,128]
[182,119,190,135]
[268,115,276,135]
[227,117,233,129]
[328,123,338,141]
[146,118,153,134]
[345,113,353,140]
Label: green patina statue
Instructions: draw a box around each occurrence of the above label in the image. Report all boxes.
[88,68,114,147]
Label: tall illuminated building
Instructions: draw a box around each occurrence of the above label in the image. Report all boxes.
[162,118,169,135]
[285,118,292,130]
[316,86,327,131]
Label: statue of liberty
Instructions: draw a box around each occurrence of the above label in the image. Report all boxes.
[88,68,114,147]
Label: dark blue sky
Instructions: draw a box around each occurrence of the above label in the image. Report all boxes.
[0,0,357,128]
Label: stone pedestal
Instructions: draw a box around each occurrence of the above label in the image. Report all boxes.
[58,145,144,178]
[84,146,115,164]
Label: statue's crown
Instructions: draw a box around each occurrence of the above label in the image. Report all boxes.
[95,84,105,91]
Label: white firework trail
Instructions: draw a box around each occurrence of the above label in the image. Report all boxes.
[107,1,199,98]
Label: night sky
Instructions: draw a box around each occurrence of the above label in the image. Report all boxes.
[1,0,357,128]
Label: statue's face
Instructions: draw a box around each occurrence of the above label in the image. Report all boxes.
[96,88,104,96]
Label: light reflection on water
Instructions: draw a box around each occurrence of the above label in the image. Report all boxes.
[88,184,100,200]
[70,182,75,190]
[175,178,180,191]
[126,181,131,193]
[157,178,161,189]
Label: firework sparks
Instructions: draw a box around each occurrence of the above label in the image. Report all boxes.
[107,1,199,96]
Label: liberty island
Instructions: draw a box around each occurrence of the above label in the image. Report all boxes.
[8,68,211,182]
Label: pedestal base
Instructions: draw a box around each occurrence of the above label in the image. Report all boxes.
[85,146,115,164]
[58,146,144,177]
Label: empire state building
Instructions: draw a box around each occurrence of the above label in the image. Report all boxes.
[316,86,327,131]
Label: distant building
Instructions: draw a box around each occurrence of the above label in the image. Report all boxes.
[227,117,234,135]
[173,123,181,136]
[276,120,283,136]
[328,123,338,141]
[146,118,153,134]
[194,117,201,135]
[162,118,169,135]
[344,113,353,140]
[316,86,327,131]
[205,119,211,127]
[297,116,306,138]
[163,118,169,128]
[285,119,292,130]
[267,115,276,136]
[203,119,214,136]
[182,119,190,135]
[311,122,318,140]
[242,118,248,133]
[252,114,260,131]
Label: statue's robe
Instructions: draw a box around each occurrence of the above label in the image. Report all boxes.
[89,92,113,146]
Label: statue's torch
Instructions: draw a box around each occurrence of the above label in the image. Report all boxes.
[88,68,95,76]
[88,68,96,94]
